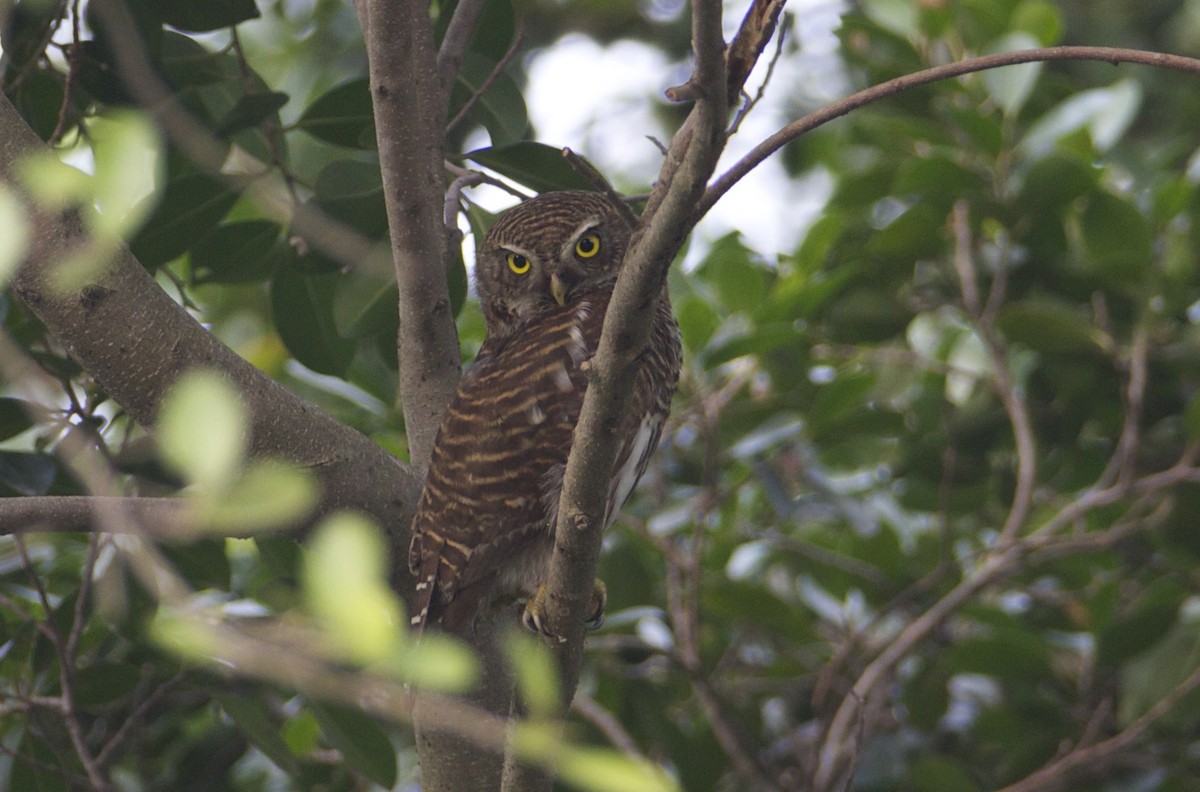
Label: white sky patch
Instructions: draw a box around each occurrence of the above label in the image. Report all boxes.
[517,0,849,266]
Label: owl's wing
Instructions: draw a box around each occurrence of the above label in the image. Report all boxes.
[407,301,593,632]
[604,291,683,526]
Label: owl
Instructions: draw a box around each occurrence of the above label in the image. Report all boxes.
[407,190,681,635]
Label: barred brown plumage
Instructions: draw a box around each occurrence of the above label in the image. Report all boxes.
[407,191,681,635]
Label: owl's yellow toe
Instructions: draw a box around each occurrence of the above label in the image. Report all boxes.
[521,579,607,639]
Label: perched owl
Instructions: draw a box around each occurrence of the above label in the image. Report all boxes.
[408,190,681,635]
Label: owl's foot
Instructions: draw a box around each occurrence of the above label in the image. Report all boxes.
[521,579,607,639]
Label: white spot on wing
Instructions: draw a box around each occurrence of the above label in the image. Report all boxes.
[553,364,573,392]
[607,416,658,526]
[527,403,546,424]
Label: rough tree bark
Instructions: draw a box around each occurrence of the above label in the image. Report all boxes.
[0,95,423,544]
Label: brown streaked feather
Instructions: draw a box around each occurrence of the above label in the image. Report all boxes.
[407,190,682,634]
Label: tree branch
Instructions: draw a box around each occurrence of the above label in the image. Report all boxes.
[498,2,732,790]
[699,46,1200,220]
[436,0,489,93]
[996,663,1200,792]
[0,496,187,536]
[0,94,420,565]
[358,0,461,469]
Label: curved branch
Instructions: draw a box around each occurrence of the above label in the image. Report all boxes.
[699,46,1200,219]
[532,0,729,759]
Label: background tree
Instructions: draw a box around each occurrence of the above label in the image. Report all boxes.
[5,1,1200,791]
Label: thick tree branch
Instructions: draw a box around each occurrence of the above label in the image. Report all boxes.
[495,3,731,790]
[0,496,187,536]
[358,0,461,468]
[699,46,1200,220]
[0,95,421,563]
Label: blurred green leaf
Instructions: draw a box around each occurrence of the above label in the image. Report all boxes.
[72,661,140,708]
[0,398,36,443]
[271,268,357,377]
[1099,578,1186,666]
[304,512,402,663]
[1080,190,1153,284]
[158,369,247,489]
[996,299,1105,355]
[214,91,289,136]
[215,691,299,776]
[465,143,598,193]
[0,450,56,496]
[161,0,259,32]
[190,220,283,284]
[450,51,529,146]
[310,702,397,788]
[129,173,239,268]
[983,33,1042,117]
[296,78,375,148]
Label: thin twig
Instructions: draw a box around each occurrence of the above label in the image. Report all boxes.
[728,9,790,136]
[437,0,489,92]
[996,663,1200,792]
[700,46,1200,220]
[561,148,638,226]
[444,28,524,137]
[951,203,1036,547]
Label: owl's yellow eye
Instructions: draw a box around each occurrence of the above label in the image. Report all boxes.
[507,253,531,274]
[574,234,601,259]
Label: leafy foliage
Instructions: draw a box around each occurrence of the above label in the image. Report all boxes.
[5,0,1200,790]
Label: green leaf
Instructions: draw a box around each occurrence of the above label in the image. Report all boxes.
[295,78,375,149]
[694,233,769,314]
[0,450,56,496]
[1080,190,1153,284]
[161,0,259,32]
[504,632,561,717]
[190,221,283,284]
[215,691,299,776]
[555,745,678,792]
[9,68,69,140]
[909,754,981,792]
[215,91,289,136]
[309,702,397,788]
[1012,0,1064,46]
[90,110,163,238]
[270,267,357,377]
[161,31,233,88]
[72,661,141,708]
[305,513,402,663]
[1020,79,1142,156]
[450,51,529,146]
[676,295,721,353]
[996,299,1105,355]
[129,173,239,268]
[1098,578,1186,666]
[200,460,318,532]
[157,369,248,489]
[1017,154,1097,215]
[465,143,598,193]
[982,33,1042,117]
[0,398,37,442]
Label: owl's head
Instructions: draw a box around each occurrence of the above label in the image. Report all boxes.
[475,191,632,338]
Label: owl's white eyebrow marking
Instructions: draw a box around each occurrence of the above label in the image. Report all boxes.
[559,217,604,260]
[501,244,537,263]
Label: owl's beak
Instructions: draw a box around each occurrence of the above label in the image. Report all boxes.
[550,274,568,306]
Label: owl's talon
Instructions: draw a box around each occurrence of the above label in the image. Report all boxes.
[585,579,607,631]
[520,579,607,637]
